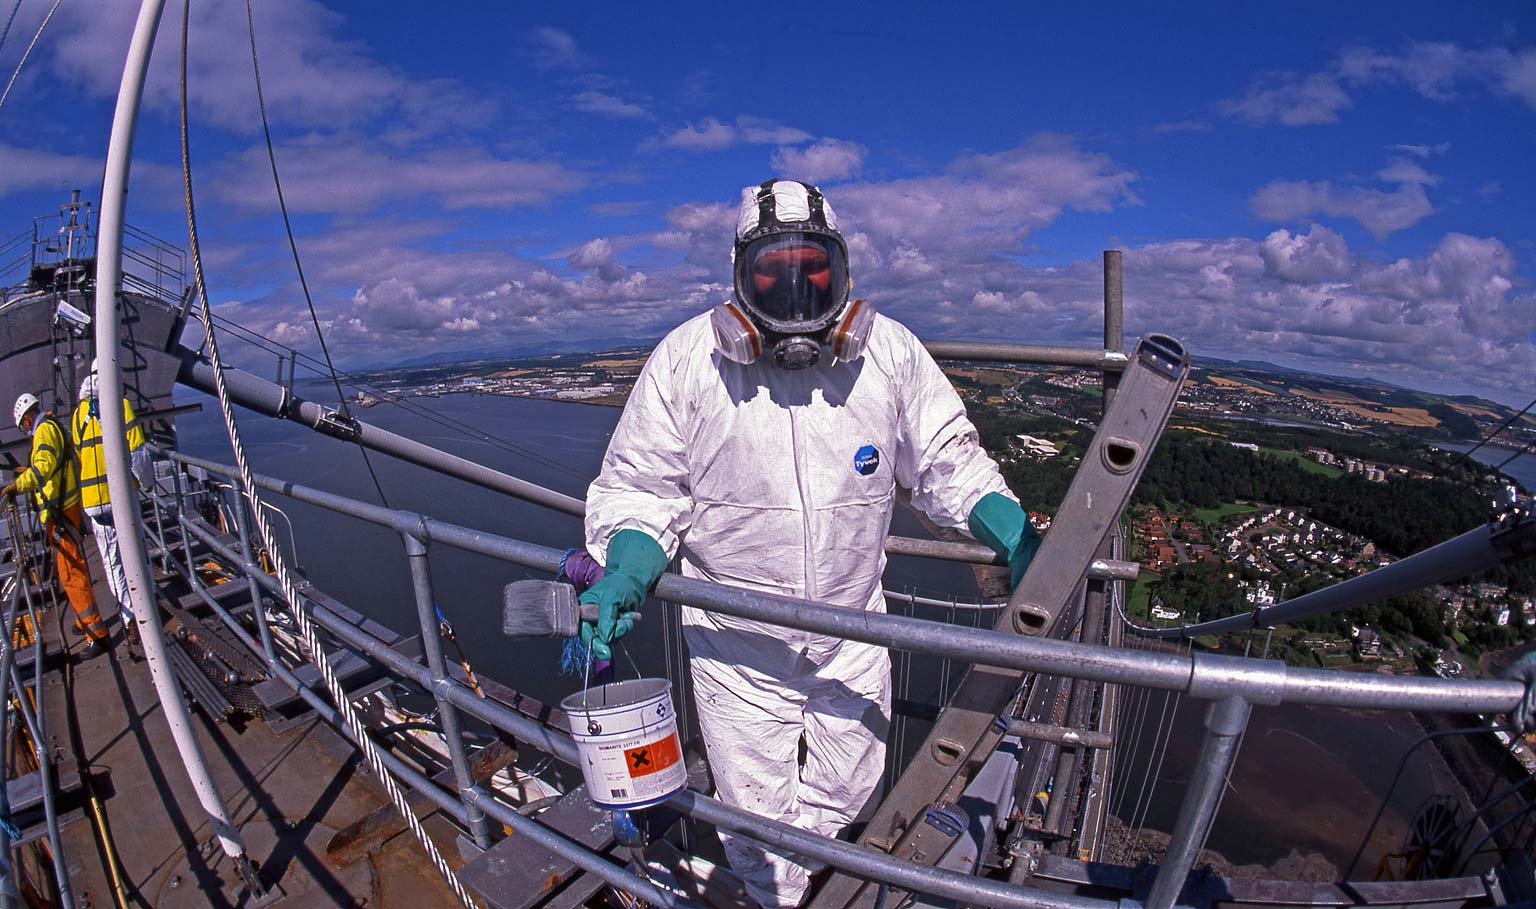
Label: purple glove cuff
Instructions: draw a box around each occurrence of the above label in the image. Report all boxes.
[561,549,606,592]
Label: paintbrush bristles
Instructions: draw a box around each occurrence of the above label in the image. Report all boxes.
[502,580,582,638]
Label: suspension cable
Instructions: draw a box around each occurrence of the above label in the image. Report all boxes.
[1463,393,1536,459]
[179,4,477,904]
[1495,438,1535,473]
[241,0,392,508]
[0,0,23,58]
[199,311,595,482]
[0,0,61,117]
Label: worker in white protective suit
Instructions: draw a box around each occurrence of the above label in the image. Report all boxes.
[582,179,1040,908]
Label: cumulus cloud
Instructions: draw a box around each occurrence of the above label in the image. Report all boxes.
[770,139,868,183]
[1250,156,1439,238]
[832,134,1138,263]
[1260,225,1352,284]
[181,132,1529,405]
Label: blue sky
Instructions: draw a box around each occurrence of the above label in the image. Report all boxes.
[0,1,1532,404]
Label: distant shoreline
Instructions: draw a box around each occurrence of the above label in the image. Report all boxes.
[400,390,626,410]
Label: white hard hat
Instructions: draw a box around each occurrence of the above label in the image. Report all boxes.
[12,393,39,428]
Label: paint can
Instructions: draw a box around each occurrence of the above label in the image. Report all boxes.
[561,678,686,809]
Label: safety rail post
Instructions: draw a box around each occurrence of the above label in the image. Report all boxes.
[170,465,200,582]
[1145,695,1251,909]
[0,529,72,908]
[229,488,276,662]
[401,528,492,851]
[0,569,26,907]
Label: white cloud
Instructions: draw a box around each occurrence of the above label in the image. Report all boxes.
[645,117,812,152]
[736,117,813,146]
[1388,142,1450,159]
[1218,72,1351,126]
[649,118,738,151]
[832,134,1138,261]
[1250,156,1439,239]
[1223,42,1536,128]
[41,0,484,135]
[0,144,177,198]
[770,139,868,184]
[210,139,587,213]
[572,91,650,119]
[1260,225,1352,284]
[529,27,588,71]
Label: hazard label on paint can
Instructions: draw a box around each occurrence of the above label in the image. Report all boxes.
[625,735,681,778]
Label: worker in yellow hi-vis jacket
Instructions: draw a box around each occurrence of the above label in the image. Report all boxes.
[3,392,110,648]
[73,363,152,657]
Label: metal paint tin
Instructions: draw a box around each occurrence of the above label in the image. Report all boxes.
[560,678,686,809]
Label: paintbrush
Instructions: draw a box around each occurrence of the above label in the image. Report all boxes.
[501,579,642,639]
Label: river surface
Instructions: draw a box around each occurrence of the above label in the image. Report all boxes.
[1438,442,1536,492]
[173,387,1479,873]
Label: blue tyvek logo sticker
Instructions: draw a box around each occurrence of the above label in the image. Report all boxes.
[854,445,881,476]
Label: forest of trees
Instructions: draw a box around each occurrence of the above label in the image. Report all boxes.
[965,401,1533,658]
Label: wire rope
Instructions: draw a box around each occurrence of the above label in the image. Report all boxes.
[0,0,23,58]
[202,311,595,483]
[1495,438,1535,473]
[178,4,477,904]
[0,0,60,117]
[241,0,391,508]
[1463,393,1536,459]
[1127,646,1188,861]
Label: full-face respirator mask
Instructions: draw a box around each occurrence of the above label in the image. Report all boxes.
[710,180,875,369]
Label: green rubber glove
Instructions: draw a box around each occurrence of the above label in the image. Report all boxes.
[967,492,1041,590]
[578,529,669,660]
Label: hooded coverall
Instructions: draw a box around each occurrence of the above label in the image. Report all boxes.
[585,311,1014,908]
[14,413,108,642]
[72,374,151,621]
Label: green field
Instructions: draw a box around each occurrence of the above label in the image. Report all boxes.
[1191,501,1263,524]
[1127,573,1153,618]
[1261,448,1344,477]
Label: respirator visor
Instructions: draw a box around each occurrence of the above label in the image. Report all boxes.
[734,232,849,333]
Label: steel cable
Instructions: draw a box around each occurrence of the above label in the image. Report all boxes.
[199,311,595,483]
[0,0,60,117]
[1463,393,1536,459]
[0,0,22,59]
[178,4,477,904]
[240,0,391,509]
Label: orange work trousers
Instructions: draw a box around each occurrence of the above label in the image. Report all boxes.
[45,506,109,642]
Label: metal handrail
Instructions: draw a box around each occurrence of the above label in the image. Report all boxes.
[151,482,1098,909]
[147,451,1532,908]
[158,447,1529,714]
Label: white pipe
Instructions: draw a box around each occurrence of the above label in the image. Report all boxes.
[94,0,248,862]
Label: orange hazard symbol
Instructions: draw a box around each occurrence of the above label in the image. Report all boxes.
[624,736,681,778]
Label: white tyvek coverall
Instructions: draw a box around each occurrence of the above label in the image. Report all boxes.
[585,311,1014,908]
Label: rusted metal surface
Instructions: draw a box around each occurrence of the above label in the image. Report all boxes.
[325,738,517,868]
